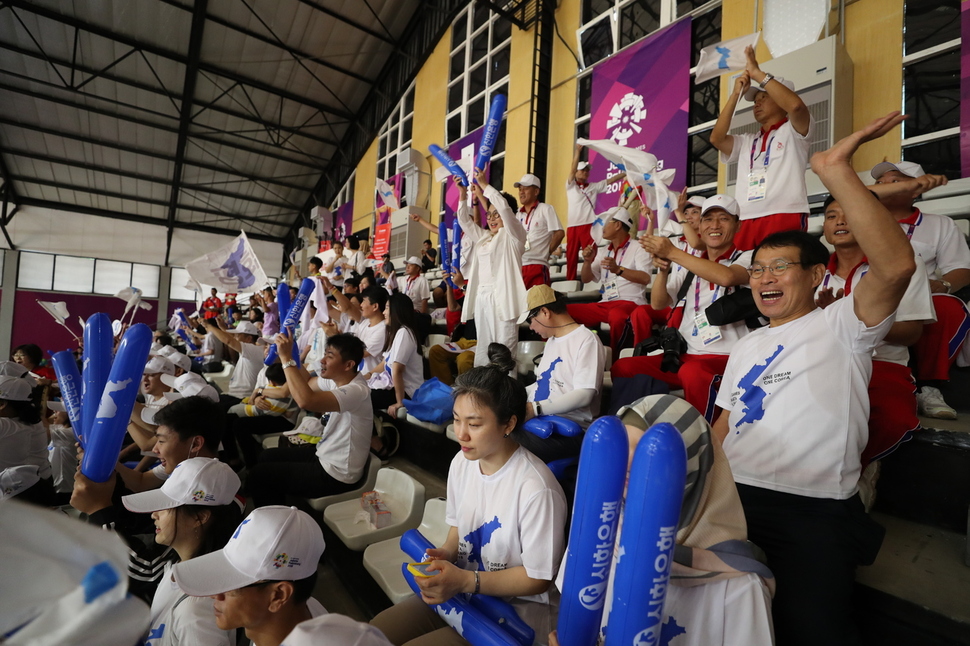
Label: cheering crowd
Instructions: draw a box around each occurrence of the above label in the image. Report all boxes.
[2,48,968,646]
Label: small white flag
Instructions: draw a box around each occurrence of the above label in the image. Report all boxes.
[694,31,760,85]
[37,300,70,325]
[114,287,152,315]
[184,231,268,294]
[376,178,399,211]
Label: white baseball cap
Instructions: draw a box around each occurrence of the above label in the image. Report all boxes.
[156,346,191,372]
[514,173,541,189]
[406,256,422,268]
[281,615,393,646]
[144,356,176,376]
[743,76,795,101]
[172,506,325,596]
[0,362,36,387]
[227,321,261,336]
[122,458,240,513]
[576,161,590,171]
[870,161,925,181]
[686,196,706,209]
[700,194,740,217]
[161,372,220,403]
[0,465,40,500]
[605,206,633,229]
[0,375,33,402]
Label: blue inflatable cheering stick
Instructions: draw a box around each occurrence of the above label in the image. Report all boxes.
[264,278,316,366]
[556,416,628,646]
[80,324,153,483]
[605,422,686,646]
[50,349,85,447]
[474,94,507,174]
[81,313,113,440]
[438,220,458,290]
[430,144,469,187]
[175,309,199,351]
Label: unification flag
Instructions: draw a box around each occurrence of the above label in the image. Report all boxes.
[114,287,152,315]
[376,177,400,212]
[184,231,268,293]
[694,32,760,85]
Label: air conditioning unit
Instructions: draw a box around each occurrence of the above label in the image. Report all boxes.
[725,35,853,204]
[388,206,431,269]
[396,148,431,210]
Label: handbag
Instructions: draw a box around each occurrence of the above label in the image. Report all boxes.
[402,378,454,425]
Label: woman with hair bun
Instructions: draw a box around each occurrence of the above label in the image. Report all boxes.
[371,344,567,646]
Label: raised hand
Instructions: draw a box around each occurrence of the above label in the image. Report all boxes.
[811,112,906,179]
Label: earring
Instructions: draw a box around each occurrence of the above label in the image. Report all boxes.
[503,433,510,438]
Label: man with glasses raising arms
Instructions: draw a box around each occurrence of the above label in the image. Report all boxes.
[712,113,916,646]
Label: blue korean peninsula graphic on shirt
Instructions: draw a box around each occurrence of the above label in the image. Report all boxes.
[532,357,563,402]
[734,345,784,429]
[464,516,502,571]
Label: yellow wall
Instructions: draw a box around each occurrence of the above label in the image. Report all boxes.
[545,0,583,223]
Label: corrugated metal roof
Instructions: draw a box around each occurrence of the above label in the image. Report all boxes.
[0,0,437,256]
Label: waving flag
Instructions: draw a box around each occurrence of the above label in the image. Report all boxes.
[694,32,760,85]
[376,177,399,211]
[579,138,680,229]
[184,231,268,293]
[37,300,81,341]
[114,287,152,315]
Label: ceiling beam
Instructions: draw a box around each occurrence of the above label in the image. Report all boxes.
[2,147,299,210]
[16,197,282,243]
[295,0,397,45]
[3,0,355,121]
[0,116,315,192]
[0,41,343,148]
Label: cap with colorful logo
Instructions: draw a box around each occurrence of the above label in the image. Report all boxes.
[172,505,325,596]
[700,194,740,217]
[122,457,240,513]
[513,173,541,189]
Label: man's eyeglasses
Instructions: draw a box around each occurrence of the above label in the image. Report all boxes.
[746,260,807,279]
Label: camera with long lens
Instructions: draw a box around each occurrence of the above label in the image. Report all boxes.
[633,327,688,373]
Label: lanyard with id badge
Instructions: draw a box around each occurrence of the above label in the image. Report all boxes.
[693,279,723,346]
[747,131,778,203]
[603,241,630,301]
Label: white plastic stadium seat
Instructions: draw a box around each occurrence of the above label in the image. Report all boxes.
[423,334,448,359]
[551,280,580,294]
[362,497,449,604]
[323,467,426,551]
[307,453,381,512]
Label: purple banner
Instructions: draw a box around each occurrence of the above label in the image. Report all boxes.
[445,127,489,227]
[962,1,970,177]
[334,201,354,243]
[590,19,691,212]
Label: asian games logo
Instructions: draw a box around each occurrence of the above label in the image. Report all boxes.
[273,552,289,569]
[606,92,647,146]
[191,489,206,502]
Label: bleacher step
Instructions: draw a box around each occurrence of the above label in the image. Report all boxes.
[855,513,970,645]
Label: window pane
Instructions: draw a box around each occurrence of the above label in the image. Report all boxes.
[400,116,413,145]
[169,268,198,302]
[903,50,959,138]
[450,47,465,82]
[447,114,462,144]
[576,120,591,141]
[688,133,718,186]
[904,0,960,55]
[581,20,613,67]
[491,44,510,82]
[690,77,720,127]
[132,264,160,298]
[53,256,94,293]
[452,10,467,50]
[404,86,415,115]
[469,62,487,98]
[619,0,661,50]
[903,135,959,178]
[468,96,486,133]
[388,126,399,151]
[491,18,511,49]
[94,259,132,295]
[378,134,388,160]
[448,82,463,113]
[690,6,721,67]
[472,30,489,63]
[17,252,54,291]
[473,3,491,32]
[583,0,614,25]
[489,156,505,192]
[577,74,593,118]
[679,0,715,16]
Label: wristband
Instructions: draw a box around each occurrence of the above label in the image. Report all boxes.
[474,570,481,594]
[617,267,625,277]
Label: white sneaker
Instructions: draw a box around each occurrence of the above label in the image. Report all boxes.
[916,386,957,420]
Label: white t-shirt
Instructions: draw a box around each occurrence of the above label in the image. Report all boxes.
[383,328,424,399]
[715,296,894,499]
[355,320,387,374]
[518,202,563,267]
[665,249,753,356]
[722,116,814,220]
[314,374,373,483]
[526,326,605,427]
[228,342,264,398]
[565,179,608,228]
[821,255,935,365]
[446,446,567,635]
[400,274,431,311]
[0,419,51,479]
[201,333,223,362]
[899,209,970,277]
[586,238,653,305]
[146,564,235,646]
